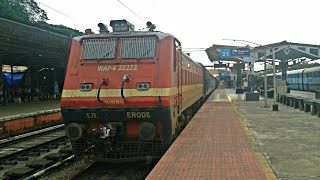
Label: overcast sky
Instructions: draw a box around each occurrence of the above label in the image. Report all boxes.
[36,0,320,67]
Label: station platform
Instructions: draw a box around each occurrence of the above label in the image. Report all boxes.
[147,88,320,179]
[0,100,60,118]
[0,100,61,138]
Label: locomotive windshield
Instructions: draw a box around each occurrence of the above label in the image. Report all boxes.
[121,37,157,59]
[81,38,117,60]
[80,36,157,60]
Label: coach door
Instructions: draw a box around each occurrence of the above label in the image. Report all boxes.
[175,40,183,114]
[302,69,306,90]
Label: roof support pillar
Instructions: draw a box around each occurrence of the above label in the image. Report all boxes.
[236,60,242,89]
[10,65,14,88]
[0,56,8,105]
[0,56,2,85]
[52,66,58,99]
[263,51,268,108]
[280,59,288,80]
[247,58,255,93]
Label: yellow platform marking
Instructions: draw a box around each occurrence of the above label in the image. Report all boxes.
[235,105,277,180]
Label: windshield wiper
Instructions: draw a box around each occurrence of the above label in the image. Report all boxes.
[137,49,153,60]
[97,50,113,62]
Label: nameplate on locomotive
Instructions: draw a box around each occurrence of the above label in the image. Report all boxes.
[97,65,138,72]
[127,111,152,119]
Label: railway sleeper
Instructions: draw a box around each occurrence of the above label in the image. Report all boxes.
[4,167,34,180]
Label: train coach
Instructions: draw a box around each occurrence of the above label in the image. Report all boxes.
[60,19,219,162]
[287,66,320,91]
[265,66,320,91]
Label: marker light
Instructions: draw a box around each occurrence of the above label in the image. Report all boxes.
[136,82,150,91]
[80,83,93,91]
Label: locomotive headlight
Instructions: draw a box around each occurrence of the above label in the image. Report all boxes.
[66,123,84,141]
[136,82,150,91]
[80,83,93,91]
[139,122,156,140]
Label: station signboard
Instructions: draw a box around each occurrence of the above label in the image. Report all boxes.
[220,48,250,59]
[231,48,250,56]
[220,48,232,58]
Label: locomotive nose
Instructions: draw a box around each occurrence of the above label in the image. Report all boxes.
[139,122,156,140]
[66,123,84,141]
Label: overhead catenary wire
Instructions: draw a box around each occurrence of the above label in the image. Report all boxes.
[183,48,207,49]
[182,48,207,52]
[116,0,145,23]
[183,50,206,52]
[35,0,72,19]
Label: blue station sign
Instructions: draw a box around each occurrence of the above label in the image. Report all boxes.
[231,48,250,56]
[220,47,250,59]
[220,48,232,58]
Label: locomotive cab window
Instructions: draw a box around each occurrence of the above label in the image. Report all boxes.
[81,38,117,60]
[121,37,157,59]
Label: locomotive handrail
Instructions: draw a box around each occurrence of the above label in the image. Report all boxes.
[121,80,125,99]
[97,78,109,102]
[121,75,131,100]
[97,83,102,102]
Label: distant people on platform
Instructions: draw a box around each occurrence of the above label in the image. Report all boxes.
[0,83,60,105]
[22,86,32,102]
[0,83,3,105]
[32,87,40,101]
[54,81,60,99]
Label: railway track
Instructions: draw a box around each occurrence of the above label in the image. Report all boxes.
[37,155,157,180]
[0,124,65,148]
[0,124,157,180]
[70,161,156,180]
[0,124,72,179]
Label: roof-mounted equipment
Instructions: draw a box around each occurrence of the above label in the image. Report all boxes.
[110,19,135,32]
[97,23,109,33]
[146,21,156,32]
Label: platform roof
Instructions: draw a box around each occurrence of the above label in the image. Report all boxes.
[206,41,320,63]
[0,18,72,68]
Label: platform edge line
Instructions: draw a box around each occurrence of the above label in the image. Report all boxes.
[234,105,277,180]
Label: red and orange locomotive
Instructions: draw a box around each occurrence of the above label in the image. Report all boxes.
[61,20,218,162]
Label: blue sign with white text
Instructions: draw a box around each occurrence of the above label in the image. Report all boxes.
[220,48,250,59]
[220,48,232,58]
[231,48,250,56]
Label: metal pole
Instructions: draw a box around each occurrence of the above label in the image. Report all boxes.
[0,57,2,86]
[1,57,8,105]
[273,48,276,104]
[0,57,2,105]
[0,57,2,84]
[264,51,268,108]
[11,65,13,87]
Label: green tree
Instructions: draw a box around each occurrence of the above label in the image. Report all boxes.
[0,0,48,23]
[37,22,83,37]
[0,0,83,37]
